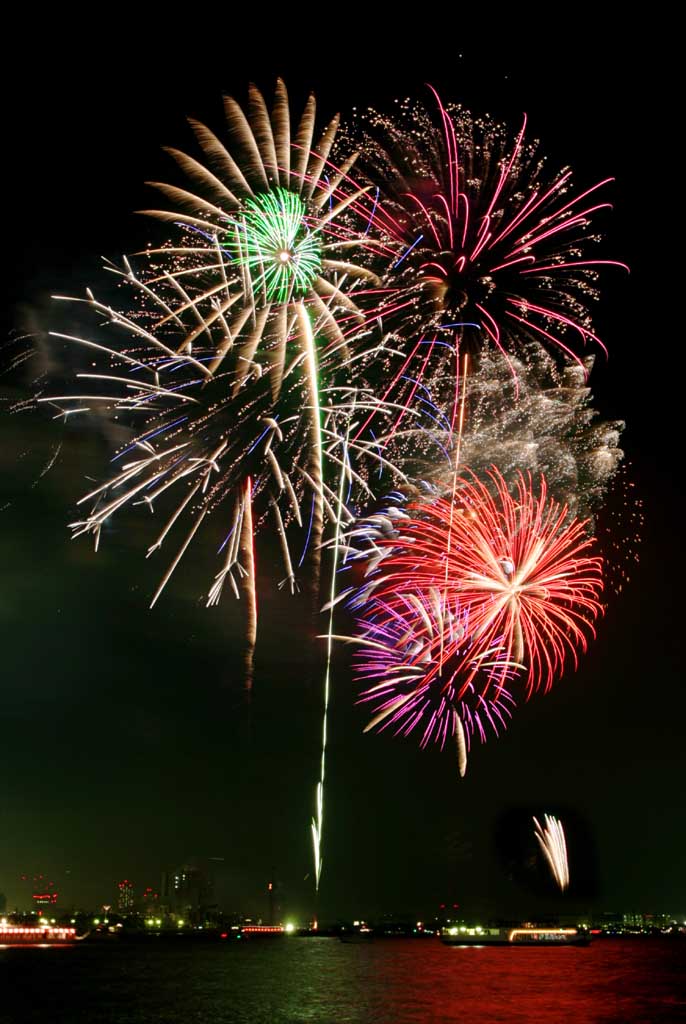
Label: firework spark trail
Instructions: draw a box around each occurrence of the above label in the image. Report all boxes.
[534,814,569,891]
[239,476,258,690]
[297,302,325,598]
[439,348,469,684]
[312,408,354,896]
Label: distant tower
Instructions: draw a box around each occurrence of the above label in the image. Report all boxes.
[117,880,135,914]
[267,879,274,926]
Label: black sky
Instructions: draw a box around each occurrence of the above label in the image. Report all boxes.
[1,20,681,922]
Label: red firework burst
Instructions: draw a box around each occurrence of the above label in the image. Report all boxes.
[359,468,604,698]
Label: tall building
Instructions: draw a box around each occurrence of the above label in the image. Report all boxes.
[161,860,215,920]
[141,886,160,913]
[117,879,135,914]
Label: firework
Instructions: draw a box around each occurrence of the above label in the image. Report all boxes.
[345,468,604,702]
[595,461,644,597]
[43,288,409,601]
[37,80,629,895]
[533,814,569,891]
[42,82,414,613]
[137,78,388,401]
[410,343,624,523]
[350,583,518,771]
[344,91,628,374]
[325,496,516,774]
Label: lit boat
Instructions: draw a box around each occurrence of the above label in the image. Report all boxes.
[0,924,82,946]
[441,926,590,947]
[339,923,374,943]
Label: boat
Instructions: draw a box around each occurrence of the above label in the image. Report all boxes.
[441,926,590,947]
[0,924,82,946]
[339,923,374,943]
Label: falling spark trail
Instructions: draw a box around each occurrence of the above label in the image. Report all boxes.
[534,814,569,891]
[297,302,324,599]
[439,350,469,681]
[240,477,257,691]
[311,408,354,895]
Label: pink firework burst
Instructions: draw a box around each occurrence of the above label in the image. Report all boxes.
[351,584,518,761]
[349,91,628,371]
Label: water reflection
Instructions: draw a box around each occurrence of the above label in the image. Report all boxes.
[1,937,683,1024]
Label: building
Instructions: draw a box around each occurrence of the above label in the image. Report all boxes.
[141,886,160,913]
[161,860,215,922]
[117,879,135,914]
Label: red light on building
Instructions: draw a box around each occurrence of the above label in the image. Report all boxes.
[32,892,58,906]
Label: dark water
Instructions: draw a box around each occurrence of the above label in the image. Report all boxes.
[2,938,685,1024]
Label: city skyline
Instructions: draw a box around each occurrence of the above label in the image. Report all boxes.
[2,859,684,929]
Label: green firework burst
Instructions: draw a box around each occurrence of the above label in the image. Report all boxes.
[227,187,322,304]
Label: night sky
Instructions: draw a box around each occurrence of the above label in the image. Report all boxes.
[1,22,680,923]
